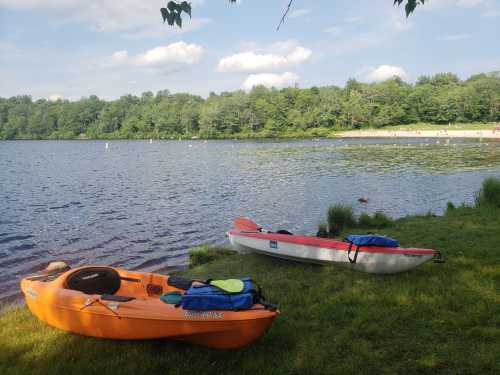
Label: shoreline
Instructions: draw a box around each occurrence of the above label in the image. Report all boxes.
[3,123,499,141]
[337,129,500,139]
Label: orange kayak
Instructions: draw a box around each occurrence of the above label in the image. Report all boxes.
[21,265,278,348]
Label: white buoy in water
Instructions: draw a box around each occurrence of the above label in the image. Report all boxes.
[150,139,153,144]
[105,142,109,149]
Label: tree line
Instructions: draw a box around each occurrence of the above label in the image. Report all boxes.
[1,72,498,140]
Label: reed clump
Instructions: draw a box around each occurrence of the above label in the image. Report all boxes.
[475,177,500,208]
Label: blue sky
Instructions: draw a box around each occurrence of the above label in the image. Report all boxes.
[1,0,499,100]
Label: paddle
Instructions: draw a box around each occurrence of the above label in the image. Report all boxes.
[234,217,261,232]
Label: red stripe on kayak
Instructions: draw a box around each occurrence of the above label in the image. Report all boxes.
[228,230,436,255]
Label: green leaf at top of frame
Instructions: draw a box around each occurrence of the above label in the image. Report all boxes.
[180,1,192,18]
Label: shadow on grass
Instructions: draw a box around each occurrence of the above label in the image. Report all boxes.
[0,302,296,375]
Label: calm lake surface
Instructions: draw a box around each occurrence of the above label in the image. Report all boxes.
[1,138,500,301]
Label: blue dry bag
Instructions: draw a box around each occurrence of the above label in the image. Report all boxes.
[181,277,255,311]
[346,234,399,248]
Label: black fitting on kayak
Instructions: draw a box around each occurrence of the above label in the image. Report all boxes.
[101,294,135,302]
[252,285,278,311]
[433,251,445,263]
[167,276,193,290]
[261,301,278,312]
[275,230,293,235]
[347,243,360,264]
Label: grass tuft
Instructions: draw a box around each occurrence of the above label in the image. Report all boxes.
[446,201,456,215]
[327,203,356,236]
[475,177,500,208]
[357,213,372,228]
[316,222,328,238]
[357,211,393,229]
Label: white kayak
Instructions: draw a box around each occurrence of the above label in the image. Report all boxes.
[227,218,443,274]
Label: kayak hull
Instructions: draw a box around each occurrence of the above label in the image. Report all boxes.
[21,267,277,348]
[228,229,437,274]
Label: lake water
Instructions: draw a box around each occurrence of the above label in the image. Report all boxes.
[1,138,500,302]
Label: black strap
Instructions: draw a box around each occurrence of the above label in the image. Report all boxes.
[120,276,140,283]
[101,294,135,302]
[347,243,360,264]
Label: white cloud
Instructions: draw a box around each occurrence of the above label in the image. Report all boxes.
[111,50,128,63]
[288,9,311,19]
[437,34,472,41]
[0,0,208,37]
[269,40,302,53]
[217,42,312,72]
[136,42,204,66]
[48,94,63,101]
[242,72,299,91]
[108,42,204,70]
[359,65,407,82]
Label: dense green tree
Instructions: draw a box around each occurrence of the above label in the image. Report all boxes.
[0,72,498,140]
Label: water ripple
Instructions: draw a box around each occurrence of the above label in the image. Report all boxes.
[1,138,499,302]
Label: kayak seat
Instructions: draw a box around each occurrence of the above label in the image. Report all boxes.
[66,267,121,295]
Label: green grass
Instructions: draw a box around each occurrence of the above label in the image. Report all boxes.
[2,205,500,374]
[475,177,500,208]
[357,211,393,229]
[327,203,356,236]
[188,244,237,268]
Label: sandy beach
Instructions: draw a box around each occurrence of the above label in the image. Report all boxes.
[337,129,500,139]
